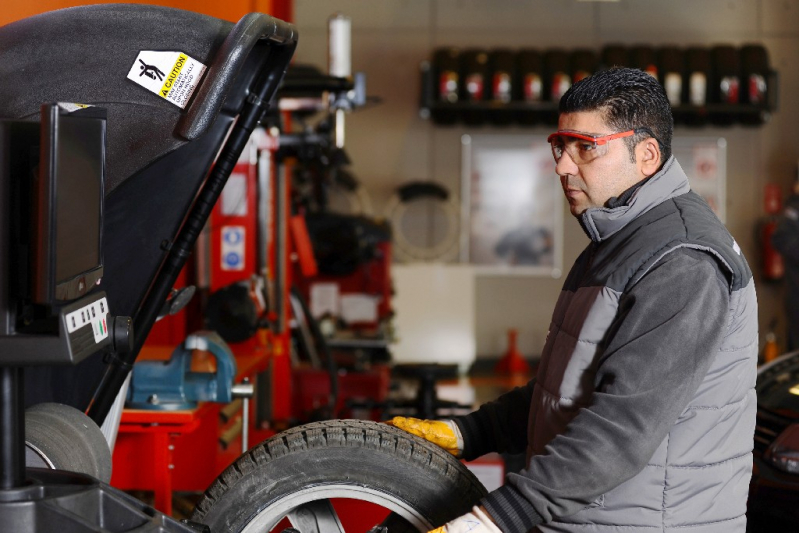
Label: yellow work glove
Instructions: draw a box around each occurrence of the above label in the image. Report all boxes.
[388,416,462,457]
[428,507,501,533]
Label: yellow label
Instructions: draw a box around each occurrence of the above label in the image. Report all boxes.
[159,53,188,98]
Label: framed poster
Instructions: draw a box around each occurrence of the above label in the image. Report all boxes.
[460,134,563,277]
[671,137,727,222]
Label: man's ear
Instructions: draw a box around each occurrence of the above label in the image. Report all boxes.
[637,137,662,177]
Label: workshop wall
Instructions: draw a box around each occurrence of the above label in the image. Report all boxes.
[293,0,799,360]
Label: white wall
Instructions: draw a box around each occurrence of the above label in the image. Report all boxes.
[292,0,799,361]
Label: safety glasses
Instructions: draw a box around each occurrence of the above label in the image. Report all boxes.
[547,129,636,165]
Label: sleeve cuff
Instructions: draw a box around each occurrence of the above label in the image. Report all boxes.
[452,408,496,460]
[480,484,544,533]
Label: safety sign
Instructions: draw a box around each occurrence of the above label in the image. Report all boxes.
[127,50,207,109]
[221,225,246,271]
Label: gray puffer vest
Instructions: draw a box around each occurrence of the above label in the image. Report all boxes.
[532,158,757,532]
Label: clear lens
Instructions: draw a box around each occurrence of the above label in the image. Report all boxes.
[549,134,609,165]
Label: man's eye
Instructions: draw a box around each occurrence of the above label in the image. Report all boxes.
[578,143,597,152]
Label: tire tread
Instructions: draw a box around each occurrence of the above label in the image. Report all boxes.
[192,419,487,529]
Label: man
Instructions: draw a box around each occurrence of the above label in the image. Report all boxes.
[392,67,758,533]
[772,176,799,351]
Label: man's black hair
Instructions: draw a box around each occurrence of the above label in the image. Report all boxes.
[559,67,673,164]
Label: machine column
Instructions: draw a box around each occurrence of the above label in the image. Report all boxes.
[0,366,24,489]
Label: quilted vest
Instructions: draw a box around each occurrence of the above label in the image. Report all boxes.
[531,158,757,533]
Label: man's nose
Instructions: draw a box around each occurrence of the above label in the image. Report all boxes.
[555,151,579,177]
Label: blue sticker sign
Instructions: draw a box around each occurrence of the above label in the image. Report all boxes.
[221,226,245,271]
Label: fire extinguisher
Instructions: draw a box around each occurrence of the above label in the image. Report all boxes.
[760,183,785,281]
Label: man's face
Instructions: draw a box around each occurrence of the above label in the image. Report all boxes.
[555,110,645,217]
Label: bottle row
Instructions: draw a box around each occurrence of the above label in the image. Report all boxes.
[419,44,777,127]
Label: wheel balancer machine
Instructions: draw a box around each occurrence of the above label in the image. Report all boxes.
[0,5,296,531]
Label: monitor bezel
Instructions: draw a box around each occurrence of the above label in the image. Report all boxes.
[31,104,105,305]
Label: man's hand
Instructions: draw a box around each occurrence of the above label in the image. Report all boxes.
[428,507,501,533]
[387,416,461,457]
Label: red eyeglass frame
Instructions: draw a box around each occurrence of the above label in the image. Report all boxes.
[546,129,636,145]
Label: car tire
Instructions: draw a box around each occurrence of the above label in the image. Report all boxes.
[192,419,488,533]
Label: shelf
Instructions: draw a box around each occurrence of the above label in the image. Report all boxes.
[419,63,779,128]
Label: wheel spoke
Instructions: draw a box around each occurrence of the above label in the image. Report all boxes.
[287,499,346,533]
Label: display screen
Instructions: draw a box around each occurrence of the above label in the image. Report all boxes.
[54,117,103,284]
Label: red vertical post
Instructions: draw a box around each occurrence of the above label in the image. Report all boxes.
[153,432,174,516]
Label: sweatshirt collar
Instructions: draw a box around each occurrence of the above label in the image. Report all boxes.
[579,156,691,242]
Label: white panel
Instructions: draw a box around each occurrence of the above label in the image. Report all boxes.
[391,264,476,370]
[221,173,247,216]
[310,283,339,318]
[340,294,379,323]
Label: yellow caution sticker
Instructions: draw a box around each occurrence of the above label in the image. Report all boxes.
[127,50,207,109]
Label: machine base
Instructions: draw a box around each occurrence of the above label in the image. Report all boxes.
[0,468,203,532]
